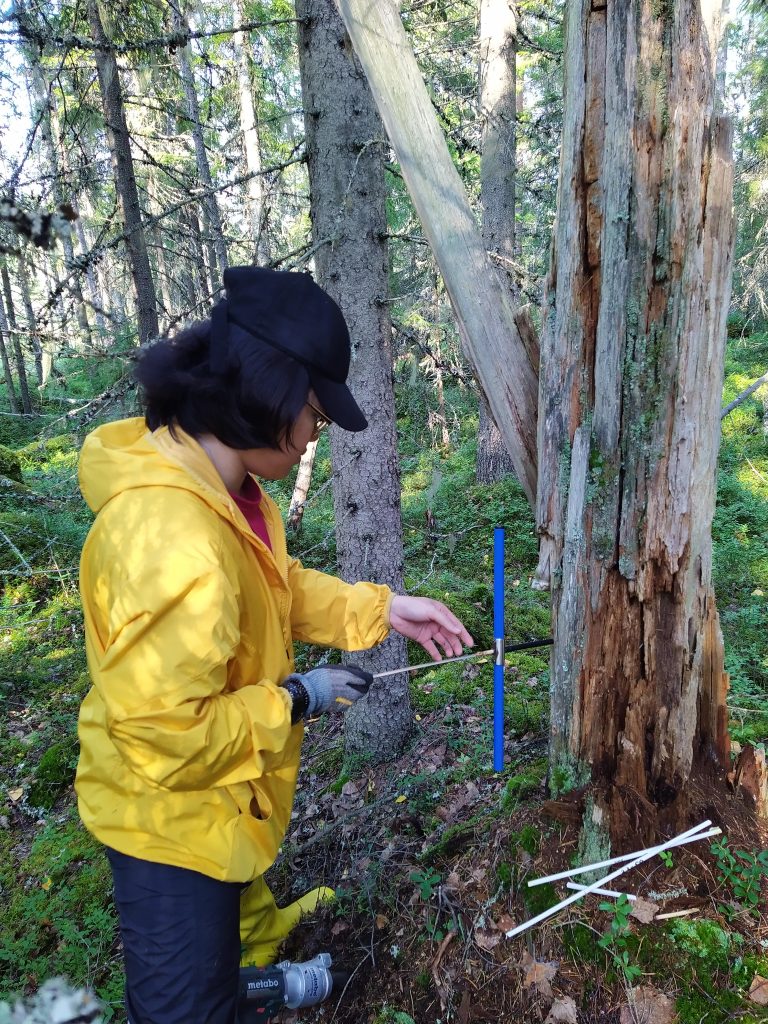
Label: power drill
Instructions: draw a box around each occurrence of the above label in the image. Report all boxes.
[238,953,345,1021]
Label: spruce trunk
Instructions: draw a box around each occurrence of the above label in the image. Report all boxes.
[536,0,733,847]
[88,0,159,345]
[297,0,410,761]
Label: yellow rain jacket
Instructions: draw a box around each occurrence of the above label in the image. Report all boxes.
[76,418,392,883]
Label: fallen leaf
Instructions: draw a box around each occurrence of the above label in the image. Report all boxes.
[8,788,23,802]
[331,920,349,936]
[341,780,360,799]
[395,794,407,804]
[474,927,502,952]
[749,975,768,1006]
[375,914,388,929]
[41,877,52,891]
[495,913,516,932]
[520,950,558,999]
[545,996,578,1023]
[619,985,676,1024]
[629,897,659,924]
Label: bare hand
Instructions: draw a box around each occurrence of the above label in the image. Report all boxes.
[388,595,474,661]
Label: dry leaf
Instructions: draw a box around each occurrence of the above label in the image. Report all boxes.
[331,920,349,936]
[520,950,558,999]
[545,996,578,1023]
[495,913,516,932]
[375,914,388,929]
[619,985,676,1024]
[629,897,659,924]
[341,780,360,799]
[8,788,23,802]
[474,927,502,952]
[749,975,768,1006]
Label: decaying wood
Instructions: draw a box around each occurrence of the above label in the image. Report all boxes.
[337,0,538,506]
[734,745,768,818]
[537,0,734,846]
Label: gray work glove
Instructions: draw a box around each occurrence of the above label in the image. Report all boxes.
[282,665,373,722]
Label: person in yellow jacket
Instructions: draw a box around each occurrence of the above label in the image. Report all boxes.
[76,266,473,1024]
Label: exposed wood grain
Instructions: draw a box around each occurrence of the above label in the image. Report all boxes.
[337,0,538,505]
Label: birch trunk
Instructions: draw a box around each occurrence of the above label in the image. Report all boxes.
[536,0,733,847]
[287,440,319,532]
[29,62,92,346]
[337,0,538,506]
[87,0,159,344]
[297,0,410,761]
[234,0,270,264]
[176,16,229,286]
[476,0,517,483]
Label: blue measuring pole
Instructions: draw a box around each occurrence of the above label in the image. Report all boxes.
[493,527,505,772]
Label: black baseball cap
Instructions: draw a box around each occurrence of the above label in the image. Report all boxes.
[210,266,368,432]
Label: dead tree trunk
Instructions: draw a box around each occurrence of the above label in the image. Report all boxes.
[337,0,538,506]
[535,0,733,848]
[88,0,159,345]
[297,0,411,761]
[476,0,517,484]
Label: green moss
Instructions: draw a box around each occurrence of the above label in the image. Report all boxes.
[511,824,541,857]
[500,759,547,811]
[522,878,558,916]
[549,752,590,797]
[27,737,79,810]
[0,443,22,482]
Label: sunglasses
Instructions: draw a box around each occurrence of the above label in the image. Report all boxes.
[306,399,332,436]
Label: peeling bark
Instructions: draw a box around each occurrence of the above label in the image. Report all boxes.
[537,1,734,847]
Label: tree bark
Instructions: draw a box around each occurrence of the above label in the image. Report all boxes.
[29,61,92,346]
[87,0,159,345]
[1,264,32,412]
[0,287,19,412]
[287,440,319,532]
[16,255,44,386]
[234,0,270,264]
[476,0,517,483]
[175,12,229,287]
[536,0,734,848]
[337,0,539,507]
[297,0,411,761]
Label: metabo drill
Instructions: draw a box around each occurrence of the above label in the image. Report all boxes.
[238,954,344,1020]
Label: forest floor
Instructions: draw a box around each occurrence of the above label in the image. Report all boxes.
[268,702,768,1024]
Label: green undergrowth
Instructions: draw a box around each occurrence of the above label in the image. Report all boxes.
[0,813,121,1017]
[717,331,768,746]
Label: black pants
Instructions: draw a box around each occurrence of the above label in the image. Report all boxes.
[107,848,243,1024]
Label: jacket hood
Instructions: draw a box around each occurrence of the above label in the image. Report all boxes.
[79,417,230,515]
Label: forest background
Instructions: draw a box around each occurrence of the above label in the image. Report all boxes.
[0,1,768,1022]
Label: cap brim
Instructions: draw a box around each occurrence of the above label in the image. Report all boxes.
[310,374,368,431]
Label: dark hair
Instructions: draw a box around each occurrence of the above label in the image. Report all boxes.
[135,319,310,449]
